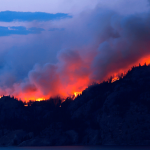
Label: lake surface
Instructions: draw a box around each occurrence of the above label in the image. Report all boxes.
[0,146,150,150]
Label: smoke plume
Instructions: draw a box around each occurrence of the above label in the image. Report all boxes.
[1,5,150,101]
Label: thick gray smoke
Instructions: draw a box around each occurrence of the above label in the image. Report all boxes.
[0,4,150,101]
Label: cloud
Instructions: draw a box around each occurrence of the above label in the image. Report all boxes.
[0,11,72,22]
[0,26,44,36]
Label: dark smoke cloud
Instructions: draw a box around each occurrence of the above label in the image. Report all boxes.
[92,12,150,81]
[0,6,150,100]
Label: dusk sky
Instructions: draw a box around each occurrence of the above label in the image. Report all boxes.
[0,0,150,101]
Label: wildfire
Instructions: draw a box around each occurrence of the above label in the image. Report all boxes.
[36,98,46,102]
[1,55,150,104]
[74,92,82,98]
[111,73,125,83]
[111,77,119,83]
[108,56,150,83]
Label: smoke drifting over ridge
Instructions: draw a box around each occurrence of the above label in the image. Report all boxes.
[1,6,150,101]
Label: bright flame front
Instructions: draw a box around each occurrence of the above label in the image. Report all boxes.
[74,92,82,99]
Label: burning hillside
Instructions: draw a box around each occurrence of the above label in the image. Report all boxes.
[0,64,150,146]
[1,6,150,102]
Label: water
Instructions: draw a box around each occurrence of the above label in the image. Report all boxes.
[0,146,150,150]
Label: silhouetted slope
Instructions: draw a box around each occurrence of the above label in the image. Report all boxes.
[0,65,150,146]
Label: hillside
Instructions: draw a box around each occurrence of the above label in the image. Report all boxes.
[0,65,150,146]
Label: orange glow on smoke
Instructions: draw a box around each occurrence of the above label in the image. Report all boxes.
[106,55,150,84]
[2,55,150,103]
[14,75,89,103]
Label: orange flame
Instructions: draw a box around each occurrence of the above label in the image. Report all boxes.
[111,76,119,83]
[36,98,46,102]
[107,56,150,84]
[74,92,82,98]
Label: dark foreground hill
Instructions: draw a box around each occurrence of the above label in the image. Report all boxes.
[0,65,150,146]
